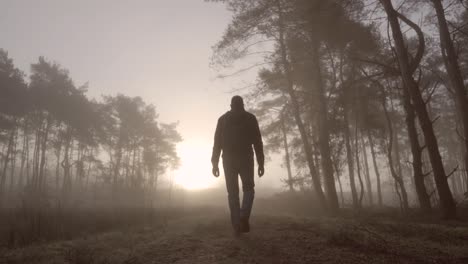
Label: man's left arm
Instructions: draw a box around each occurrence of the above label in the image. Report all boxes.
[252,116,265,176]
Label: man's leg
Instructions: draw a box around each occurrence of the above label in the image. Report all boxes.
[239,157,255,232]
[223,159,241,234]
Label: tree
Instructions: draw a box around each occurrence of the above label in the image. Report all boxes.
[0,49,182,209]
[429,0,468,190]
[0,49,27,205]
[379,0,456,218]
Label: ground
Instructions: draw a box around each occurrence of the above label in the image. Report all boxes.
[1,209,468,264]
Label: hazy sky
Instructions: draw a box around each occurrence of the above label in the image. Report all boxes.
[1,0,283,190]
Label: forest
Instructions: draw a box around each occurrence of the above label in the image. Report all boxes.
[0,51,182,245]
[210,0,468,218]
[2,0,468,263]
[0,51,182,205]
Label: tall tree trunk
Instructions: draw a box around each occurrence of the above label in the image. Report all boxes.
[332,160,345,205]
[380,0,456,218]
[131,143,138,187]
[392,124,409,211]
[61,127,73,199]
[9,127,18,193]
[312,139,321,184]
[276,0,327,209]
[18,126,28,189]
[85,159,92,190]
[431,0,468,187]
[25,128,30,186]
[354,116,365,206]
[38,117,51,192]
[32,128,40,189]
[124,150,130,187]
[309,41,339,212]
[401,91,431,211]
[361,132,373,206]
[55,143,62,191]
[0,126,16,206]
[367,128,383,206]
[75,142,85,189]
[113,134,124,197]
[344,101,359,208]
[280,113,294,192]
[378,82,409,212]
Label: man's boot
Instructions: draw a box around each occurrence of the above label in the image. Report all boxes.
[240,217,250,233]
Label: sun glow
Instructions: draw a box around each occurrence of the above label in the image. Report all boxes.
[173,140,219,190]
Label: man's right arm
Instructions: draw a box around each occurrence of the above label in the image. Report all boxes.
[211,117,222,167]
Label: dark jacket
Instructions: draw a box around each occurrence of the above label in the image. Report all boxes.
[211,110,264,167]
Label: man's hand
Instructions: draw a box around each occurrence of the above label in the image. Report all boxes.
[258,166,265,177]
[212,165,220,177]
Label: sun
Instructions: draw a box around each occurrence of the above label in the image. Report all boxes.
[173,140,219,190]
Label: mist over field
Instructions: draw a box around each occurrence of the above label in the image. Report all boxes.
[1,0,468,263]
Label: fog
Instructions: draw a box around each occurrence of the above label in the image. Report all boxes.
[2,0,289,194]
[1,0,468,263]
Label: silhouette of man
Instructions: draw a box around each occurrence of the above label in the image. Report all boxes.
[211,95,264,236]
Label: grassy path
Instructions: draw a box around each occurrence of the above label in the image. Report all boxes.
[2,211,468,264]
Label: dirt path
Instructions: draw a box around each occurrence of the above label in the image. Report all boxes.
[2,211,468,264]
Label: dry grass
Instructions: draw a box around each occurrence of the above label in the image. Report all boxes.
[1,208,468,264]
[0,206,182,248]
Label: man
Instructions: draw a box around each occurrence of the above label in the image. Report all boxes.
[211,95,264,236]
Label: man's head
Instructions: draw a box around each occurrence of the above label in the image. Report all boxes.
[230,95,245,111]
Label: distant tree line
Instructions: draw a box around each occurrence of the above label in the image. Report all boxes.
[211,0,468,218]
[0,50,181,209]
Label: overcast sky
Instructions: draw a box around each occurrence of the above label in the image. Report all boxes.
[1,0,284,190]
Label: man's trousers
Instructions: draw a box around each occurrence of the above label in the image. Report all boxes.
[222,156,255,231]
